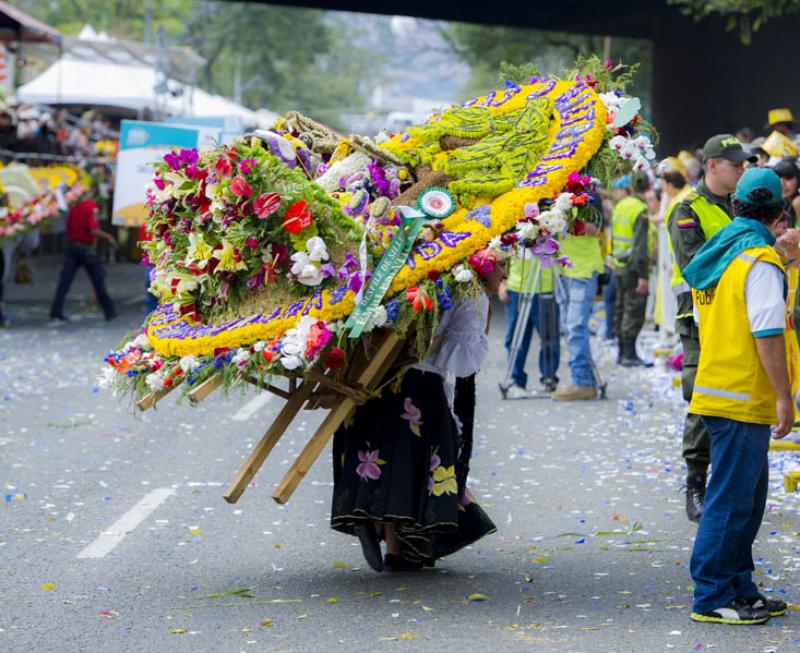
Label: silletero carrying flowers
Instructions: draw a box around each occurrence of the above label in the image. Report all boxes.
[101,57,655,411]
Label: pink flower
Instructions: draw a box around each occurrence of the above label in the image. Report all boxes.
[356,449,382,481]
[254,192,282,219]
[305,321,333,358]
[230,176,252,198]
[239,158,257,174]
[245,237,259,247]
[467,247,497,277]
[400,397,423,427]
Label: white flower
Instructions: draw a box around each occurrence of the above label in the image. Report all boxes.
[488,235,504,253]
[232,349,251,367]
[453,264,474,283]
[554,193,573,212]
[290,251,311,275]
[179,354,201,373]
[644,147,656,160]
[541,212,567,233]
[620,142,637,160]
[315,152,372,192]
[305,236,329,262]
[515,220,538,240]
[364,305,388,332]
[297,264,323,286]
[280,354,303,370]
[599,92,625,111]
[290,252,324,286]
[132,333,149,349]
[280,316,316,361]
[97,366,117,389]
[145,372,165,391]
[252,341,266,352]
[609,135,626,151]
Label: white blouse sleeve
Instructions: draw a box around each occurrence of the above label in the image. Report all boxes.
[412,293,490,378]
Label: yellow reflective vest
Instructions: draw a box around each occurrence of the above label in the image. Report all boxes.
[668,191,730,297]
[611,196,646,267]
[689,246,786,424]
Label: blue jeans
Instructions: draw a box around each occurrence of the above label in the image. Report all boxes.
[690,416,770,613]
[504,290,560,388]
[602,272,616,339]
[561,274,598,388]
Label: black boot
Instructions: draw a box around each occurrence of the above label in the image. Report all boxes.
[617,337,624,365]
[686,473,706,523]
[620,339,653,367]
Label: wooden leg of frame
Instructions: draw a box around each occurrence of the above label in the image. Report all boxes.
[187,374,224,404]
[223,380,317,504]
[272,332,404,505]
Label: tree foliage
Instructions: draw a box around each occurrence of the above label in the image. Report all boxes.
[438,22,653,113]
[11,0,371,130]
[669,0,800,44]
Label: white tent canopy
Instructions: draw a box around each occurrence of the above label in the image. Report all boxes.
[15,58,276,128]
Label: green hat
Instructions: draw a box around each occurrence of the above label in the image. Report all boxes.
[734,167,783,206]
[702,134,755,163]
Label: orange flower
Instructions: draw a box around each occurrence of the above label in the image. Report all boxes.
[406,286,433,312]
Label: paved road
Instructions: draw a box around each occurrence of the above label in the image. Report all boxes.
[2,264,800,652]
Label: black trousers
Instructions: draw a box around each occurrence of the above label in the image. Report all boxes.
[50,243,116,320]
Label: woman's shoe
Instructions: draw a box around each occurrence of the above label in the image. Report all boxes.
[354,523,383,572]
[384,553,423,571]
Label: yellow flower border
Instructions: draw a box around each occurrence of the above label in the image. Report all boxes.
[147,80,607,358]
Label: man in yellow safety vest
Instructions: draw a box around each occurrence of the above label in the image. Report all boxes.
[683,167,795,625]
[611,173,651,367]
[667,134,754,523]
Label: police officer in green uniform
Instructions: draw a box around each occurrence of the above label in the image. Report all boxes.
[611,173,651,367]
[667,134,753,522]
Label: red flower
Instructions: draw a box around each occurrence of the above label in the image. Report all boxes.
[427,269,441,282]
[406,286,433,312]
[230,176,252,198]
[261,339,282,363]
[572,220,586,236]
[283,200,313,234]
[254,192,282,219]
[325,347,345,370]
[215,156,233,178]
[571,193,589,206]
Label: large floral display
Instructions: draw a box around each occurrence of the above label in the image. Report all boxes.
[0,163,90,241]
[101,58,655,399]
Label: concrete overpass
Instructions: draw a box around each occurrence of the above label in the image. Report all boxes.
[248,0,799,153]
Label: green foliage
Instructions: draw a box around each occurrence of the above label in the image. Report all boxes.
[669,0,800,45]
[497,62,542,86]
[440,22,653,116]
[12,0,371,129]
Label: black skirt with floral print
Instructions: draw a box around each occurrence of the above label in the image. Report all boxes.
[331,368,496,565]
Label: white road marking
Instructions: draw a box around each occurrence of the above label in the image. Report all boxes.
[232,392,273,422]
[77,488,175,559]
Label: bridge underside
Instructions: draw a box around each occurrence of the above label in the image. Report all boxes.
[248,1,798,154]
